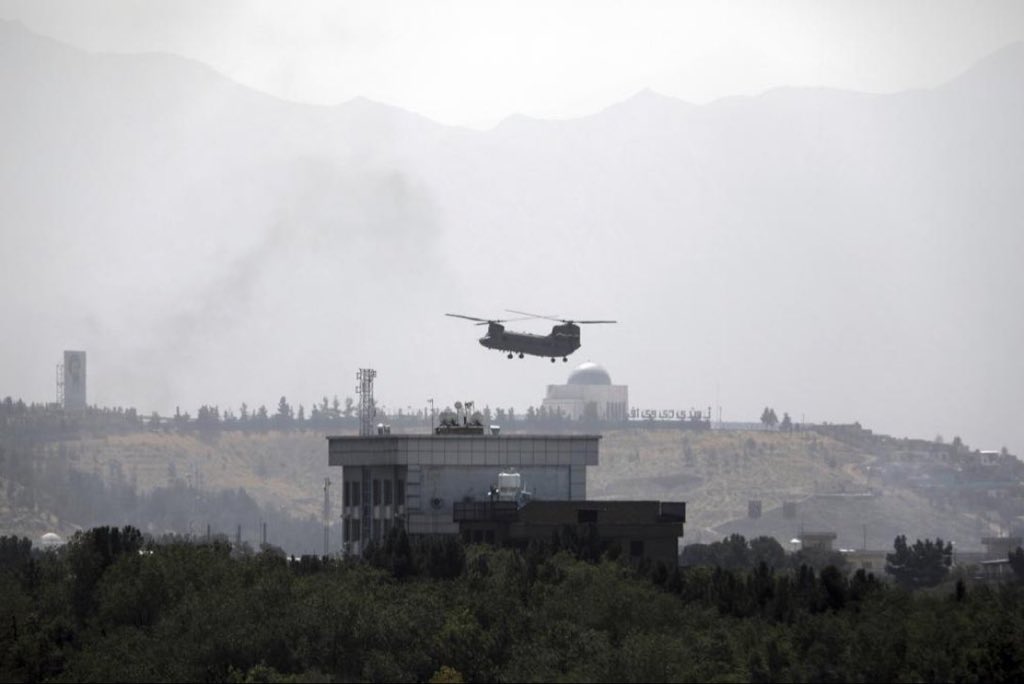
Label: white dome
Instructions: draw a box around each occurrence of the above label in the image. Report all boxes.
[40,532,64,547]
[567,361,612,386]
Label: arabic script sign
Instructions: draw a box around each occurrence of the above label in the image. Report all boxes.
[629,408,710,421]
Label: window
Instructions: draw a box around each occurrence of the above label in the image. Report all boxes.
[630,540,644,558]
[373,479,381,506]
[351,521,361,541]
[577,509,598,524]
[343,481,351,507]
[351,482,361,506]
[384,479,393,506]
[396,479,405,506]
[372,519,381,539]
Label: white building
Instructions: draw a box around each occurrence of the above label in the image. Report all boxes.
[542,361,629,421]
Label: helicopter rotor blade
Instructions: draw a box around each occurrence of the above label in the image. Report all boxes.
[506,309,616,325]
[445,313,490,323]
[505,309,564,323]
[446,313,534,326]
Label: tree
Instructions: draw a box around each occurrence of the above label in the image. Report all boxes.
[67,525,144,620]
[254,405,270,432]
[1009,546,1024,581]
[780,413,793,432]
[196,405,220,433]
[760,407,778,428]
[274,396,293,429]
[749,536,788,570]
[885,535,952,589]
[173,406,190,430]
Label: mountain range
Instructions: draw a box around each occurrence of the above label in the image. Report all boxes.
[1,20,1022,456]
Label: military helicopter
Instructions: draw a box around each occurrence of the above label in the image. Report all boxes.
[445,310,617,362]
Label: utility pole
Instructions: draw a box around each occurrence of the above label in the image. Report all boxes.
[428,398,435,433]
[323,477,332,557]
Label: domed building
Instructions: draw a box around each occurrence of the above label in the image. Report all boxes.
[542,361,629,421]
[40,532,64,549]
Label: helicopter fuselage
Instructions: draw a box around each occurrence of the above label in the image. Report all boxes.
[479,322,581,359]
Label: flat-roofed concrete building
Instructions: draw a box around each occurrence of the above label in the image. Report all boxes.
[454,499,686,567]
[328,432,599,552]
[800,531,838,551]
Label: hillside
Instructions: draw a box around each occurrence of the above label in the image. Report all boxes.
[4,420,1017,554]
[595,427,1009,550]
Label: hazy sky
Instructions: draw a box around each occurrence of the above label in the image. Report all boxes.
[2,1,1023,458]
[2,0,1024,127]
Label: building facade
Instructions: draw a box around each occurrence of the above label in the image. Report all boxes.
[454,499,686,567]
[542,361,628,421]
[328,432,600,553]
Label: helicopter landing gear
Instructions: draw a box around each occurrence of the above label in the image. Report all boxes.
[507,353,513,359]
[518,352,524,359]
[550,357,556,363]
[562,357,568,362]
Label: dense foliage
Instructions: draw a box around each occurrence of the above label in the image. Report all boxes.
[885,535,953,589]
[3,527,1024,683]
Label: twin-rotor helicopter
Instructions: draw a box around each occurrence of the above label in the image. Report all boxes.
[445,309,616,363]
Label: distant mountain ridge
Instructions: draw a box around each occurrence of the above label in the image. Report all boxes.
[1,20,1022,461]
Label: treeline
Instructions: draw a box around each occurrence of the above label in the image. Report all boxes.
[3,527,1024,682]
[1,395,643,442]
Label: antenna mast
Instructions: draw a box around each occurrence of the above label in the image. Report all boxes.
[356,368,377,437]
[56,362,64,407]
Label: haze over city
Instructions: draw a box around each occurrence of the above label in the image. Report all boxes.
[1,0,1023,457]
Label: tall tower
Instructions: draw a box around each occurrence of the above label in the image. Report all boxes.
[355,368,377,437]
[62,351,87,410]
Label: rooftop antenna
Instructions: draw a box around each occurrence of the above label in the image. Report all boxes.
[356,368,377,437]
[55,362,64,407]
